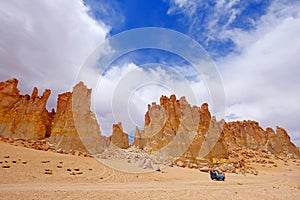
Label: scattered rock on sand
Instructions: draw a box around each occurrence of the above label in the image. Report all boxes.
[199,167,210,173]
[139,157,153,169]
[175,160,185,168]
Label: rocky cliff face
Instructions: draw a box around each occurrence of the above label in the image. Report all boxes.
[223,121,267,147]
[110,122,129,149]
[0,79,298,160]
[0,79,108,154]
[133,94,300,160]
[266,126,299,157]
[49,82,108,154]
[0,79,52,140]
[133,95,228,161]
[223,121,300,158]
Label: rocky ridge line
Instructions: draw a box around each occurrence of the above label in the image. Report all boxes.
[0,79,299,174]
[133,94,300,161]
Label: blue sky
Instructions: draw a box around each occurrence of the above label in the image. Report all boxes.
[84,0,272,58]
[0,0,300,145]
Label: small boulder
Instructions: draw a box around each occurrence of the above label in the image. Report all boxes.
[199,166,210,172]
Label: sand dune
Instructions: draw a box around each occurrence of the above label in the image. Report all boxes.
[0,142,299,200]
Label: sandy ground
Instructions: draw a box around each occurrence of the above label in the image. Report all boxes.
[0,141,299,200]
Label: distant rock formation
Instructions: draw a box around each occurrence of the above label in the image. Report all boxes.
[0,79,52,140]
[223,121,268,147]
[133,94,300,160]
[267,126,299,157]
[223,121,300,158]
[133,94,228,161]
[110,122,129,149]
[0,79,299,161]
[49,82,108,154]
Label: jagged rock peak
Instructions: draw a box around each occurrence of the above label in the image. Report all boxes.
[135,94,300,160]
[110,122,129,149]
[223,120,300,158]
[49,81,107,154]
[0,78,52,140]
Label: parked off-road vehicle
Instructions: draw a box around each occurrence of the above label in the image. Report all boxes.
[209,169,225,181]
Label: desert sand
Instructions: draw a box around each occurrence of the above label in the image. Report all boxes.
[0,141,299,200]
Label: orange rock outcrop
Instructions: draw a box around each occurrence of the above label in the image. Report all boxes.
[223,121,300,158]
[49,82,108,154]
[133,94,300,160]
[110,122,129,149]
[0,79,299,160]
[133,95,228,161]
[0,79,52,140]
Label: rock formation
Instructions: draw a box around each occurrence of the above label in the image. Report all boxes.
[266,126,299,157]
[223,121,267,148]
[133,94,228,161]
[0,79,52,140]
[0,79,299,162]
[49,82,107,154]
[133,94,300,161]
[0,79,109,154]
[223,121,300,158]
[110,122,129,149]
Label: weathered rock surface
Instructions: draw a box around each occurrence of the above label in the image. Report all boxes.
[110,122,129,149]
[133,94,300,163]
[223,121,268,148]
[133,95,228,161]
[266,126,300,157]
[133,126,146,149]
[49,82,108,154]
[223,121,300,158]
[0,79,52,140]
[0,79,109,154]
[1,78,299,170]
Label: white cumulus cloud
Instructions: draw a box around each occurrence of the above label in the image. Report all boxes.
[218,1,300,145]
[0,0,110,109]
